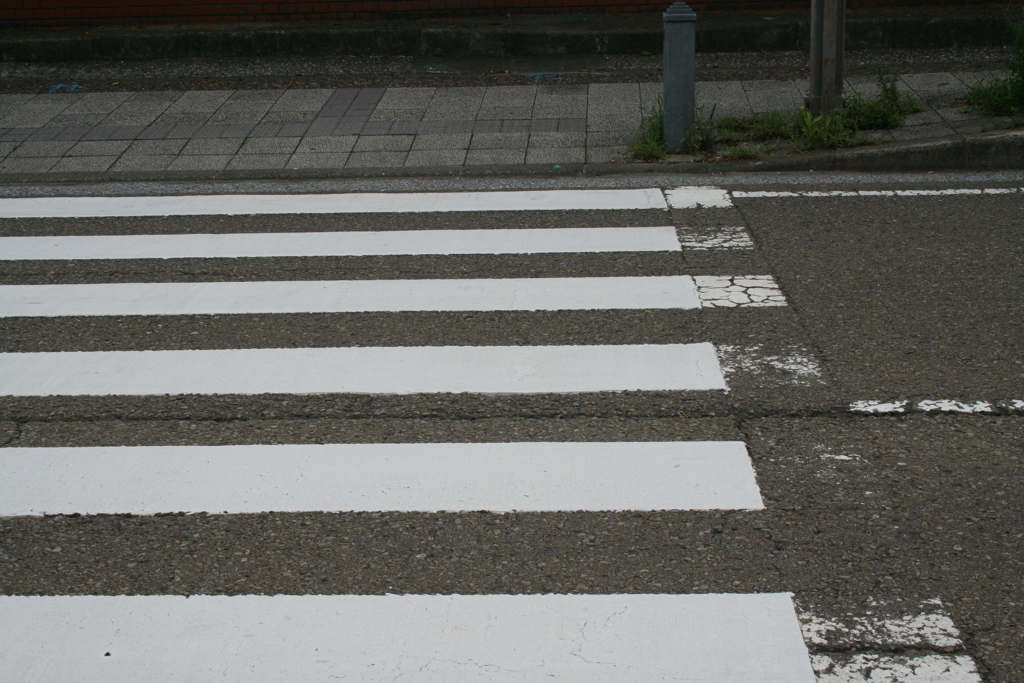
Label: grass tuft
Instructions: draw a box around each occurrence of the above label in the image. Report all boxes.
[966,16,1024,115]
[627,97,667,161]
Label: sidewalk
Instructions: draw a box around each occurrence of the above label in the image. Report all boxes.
[0,71,1018,177]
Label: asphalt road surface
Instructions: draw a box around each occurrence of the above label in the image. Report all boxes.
[0,174,1021,682]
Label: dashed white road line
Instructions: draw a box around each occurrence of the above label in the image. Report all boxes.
[851,399,1023,414]
[0,226,683,260]
[0,188,669,218]
[0,276,702,317]
[676,226,754,250]
[0,343,728,396]
[812,654,981,683]
[665,187,734,208]
[694,275,787,307]
[0,593,816,683]
[733,188,1022,199]
[0,441,764,516]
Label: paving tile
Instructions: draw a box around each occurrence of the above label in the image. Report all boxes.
[239,137,300,154]
[533,84,587,119]
[902,110,945,126]
[109,154,176,172]
[528,119,559,133]
[345,151,408,167]
[478,105,534,120]
[271,89,334,111]
[411,133,471,151]
[227,153,291,169]
[587,83,642,132]
[389,121,420,135]
[742,80,804,114]
[81,126,116,141]
[953,71,1008,89]
[295,136,357,153]
[53,126,93,142]
[422,87,485,120]
[370,108,428,122]
[0,97,79,128]
[465,148,526,165]
[352,135,414,152]
[68,139,131,156]
[107,125,146,140]
[444,121,474,134]
[182,138,244,155]
[405,149,467,166]
[50,156,118,172]
[416,121,449,134]
[167,155,233,171]
[470,133,529,149]
[306,118,341,136]
[192,125,229,139]
[166,124,202,139]
[377,87,436,110]
[695,81,751,120]
[899,73,967,107]
[25,128,62,142]
[59,92,132,115]
[46,113,108,128]
[529,132,585,148]
[525,147,585,164]
[0,94,35,118]
[480,85,537,112]
[261,110,318,123]
[0,142,17,159]
[101,94,180,126]
[587,131,630,147]
[250,122,284,138]
[468,119,501,134]
[124,139,186,156]
[286,152,350,169]
[500,119,532,134]
[159,91,233,115]
[845,75,884,99]
[136,125,173,140]
[278,122,311,137]
[951,117,1015,135]
[884,122,957,141]
[0,156,59,173]
[359,121,393,135]
[934,106,985,123]
[9,140,78,157]
[558,118,587,133]
[220,124,255,138]
[586,146,629,163]
[333,119,366,135]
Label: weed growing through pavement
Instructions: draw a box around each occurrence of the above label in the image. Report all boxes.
[628,70,919,162]
[966,15,1024,115]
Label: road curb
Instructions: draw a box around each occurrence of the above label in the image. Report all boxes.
[1,8,1017,62]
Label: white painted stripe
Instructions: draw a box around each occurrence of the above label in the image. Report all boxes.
[0,226,682,260]
[811,654,981,683]
[850,400,908,413]
[0,593,816,683]
[0,189,668,218]
[732,188,1022,199]
[0,343,727,396]
[665,186,734,208]
[850,399,1024,414]
[0,441,763,515]
[0,276,700,317]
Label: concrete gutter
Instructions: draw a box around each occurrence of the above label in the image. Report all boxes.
[1,8,1018,62]
[0,129,1019,184]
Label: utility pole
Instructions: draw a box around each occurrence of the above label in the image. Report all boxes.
[807,0,846,114]
[663,1,697,153]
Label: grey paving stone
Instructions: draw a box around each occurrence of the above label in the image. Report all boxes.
[160,91,233,115]
[533,84,587,119]
[271,89,333,111]
[136,125,173,140]
[345,151,407,168]
[899,73,967,107]
[389,121,421,135]
[333,119,366,135]
[444,121,475,134]
[416,121,449,134]
[695,81,751,120]
[81,126,117,141]
[481,85,536,107]
[278,123,311,137]
[884,122,956,141]
[742,80,804,114]
[9,140,77,157]
[359,121,393,135]
[422,87,485,120]
[411,134,471,151]
[228,89,286,103]
[902,110,945,126]
[209,102,273,125]
[221,124,255,138]
[306,118,341,136]
[166,124,202,139]
[352,135,414,152]
[639,81,662,112]
[586,146,629,163]
[46,113,108,127]
[478,105,534,120]
[286,152,349,169]
[124,139,186,156]
[951,117,1014,135]
[558,118,587,133]
[953,71,1008,89]
[527,119,559,133]
[192,125,229,139]
[101,104,177,127]
[126,91,184,105]
[239,137,300,154]
[470,133,528,149]
[50,156,117,172]
[405,149,467,166]
[471,120,502,134]
[68,139,131,156]
[167,155,232,171]
[53,126,93,142]
[0,99,78,128]
[525,147,585,164]
[60,92,132,115]
[0,142,16,159]
[529,132,585,148]
[376,87,435,110]
[0,156,59,173]
[261,111,318,123]
[587,131,630,147]
[587,83,642,132]
[465,148,526,165]
[370,109,426,122]
[109,154,176,172]
[26,128,61,142]
[152,112,214,126]
[249,122,284,138]
[845,75,884,99]
[295,136,357,153]
[181,138,243,155]
[934,106,985,124]
[0,94,35,118]
[227,153,291,170]
[108,126,146,140]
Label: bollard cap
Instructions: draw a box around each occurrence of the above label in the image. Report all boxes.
[663,1,696,22]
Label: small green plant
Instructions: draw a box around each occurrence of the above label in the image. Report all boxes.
[966,16,1024,115]
[792,110,869,149]
[844,71,920,129]
[686,103,719,157]
[721,143,772,161]
[627,97,667,161]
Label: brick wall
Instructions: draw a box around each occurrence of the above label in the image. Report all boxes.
[2,0,1017,27]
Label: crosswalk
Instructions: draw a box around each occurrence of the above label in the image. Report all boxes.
[0,186,980,681]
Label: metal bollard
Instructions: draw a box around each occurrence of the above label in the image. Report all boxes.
[808,0,846,114]
[663,1,697,154]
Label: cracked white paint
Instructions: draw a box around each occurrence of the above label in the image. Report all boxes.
[732,188,1022,199]
[1006,399,1024,410]
[664,187,734,208]
[676,226,755,250]
[812,654,981,683]
[917,400,994,414]
[695,275,787,307]
[0,593,817,683]
[819,453,861,461]
[850,400,908,414]
[716,344,825,385]
[800,602,964,649]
